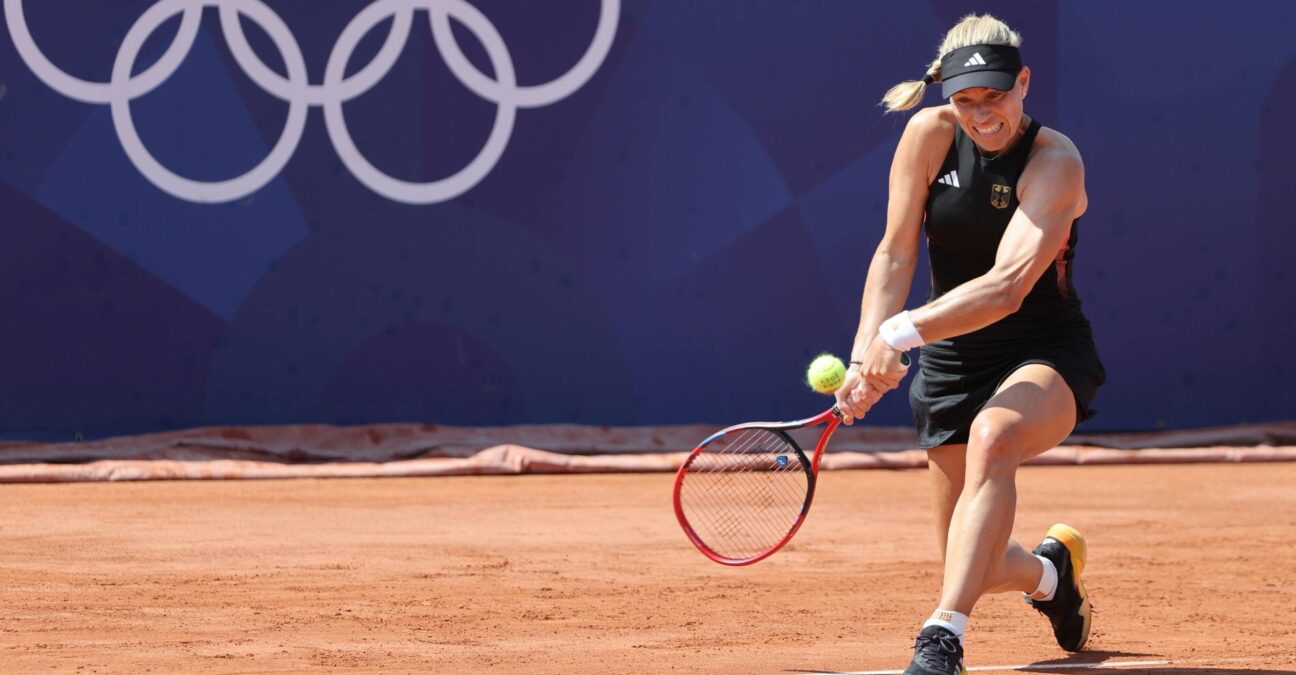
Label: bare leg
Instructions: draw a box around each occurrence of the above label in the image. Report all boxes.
[926,444,1042,596]
[925,443,966,560]
[936,365,1077,615]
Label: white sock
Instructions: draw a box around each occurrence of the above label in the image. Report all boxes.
[922,609,968,645]
[1028,554,1058,601]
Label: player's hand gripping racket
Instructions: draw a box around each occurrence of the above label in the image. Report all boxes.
[673,352,910,565]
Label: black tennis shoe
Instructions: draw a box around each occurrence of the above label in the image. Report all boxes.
[902,625,967,675]
[1026,523,1092,651]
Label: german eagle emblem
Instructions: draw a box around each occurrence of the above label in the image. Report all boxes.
[991,184,1012,209]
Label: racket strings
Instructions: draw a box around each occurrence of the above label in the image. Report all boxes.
[679,427,812,561]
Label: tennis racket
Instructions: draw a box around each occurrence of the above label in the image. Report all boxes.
[672,352,909,566]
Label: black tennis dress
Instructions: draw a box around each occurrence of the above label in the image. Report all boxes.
[909,118,1105,449]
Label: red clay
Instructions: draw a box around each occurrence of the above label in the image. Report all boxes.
[1,462,1293,673]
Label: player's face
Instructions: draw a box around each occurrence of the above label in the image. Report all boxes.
[950,67,1030,154]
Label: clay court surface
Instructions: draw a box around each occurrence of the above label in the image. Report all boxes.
[1,462,1293,674]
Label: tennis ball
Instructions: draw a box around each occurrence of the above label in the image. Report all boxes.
[806,353,846,394]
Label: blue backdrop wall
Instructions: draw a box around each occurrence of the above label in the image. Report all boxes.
[2,0,1294,439]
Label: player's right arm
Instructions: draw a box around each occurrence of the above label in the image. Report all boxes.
[836,107,951,424]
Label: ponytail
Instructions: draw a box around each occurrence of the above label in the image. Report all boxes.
[881,65,939,112]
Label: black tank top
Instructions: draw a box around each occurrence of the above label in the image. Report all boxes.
[923,117,1086,346]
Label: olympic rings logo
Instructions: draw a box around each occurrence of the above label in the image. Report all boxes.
[4,0,619,204]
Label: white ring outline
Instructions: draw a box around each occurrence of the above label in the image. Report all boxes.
[322,0,516,204]
[111,0,309,203]
[3,0,204,103]
[428,0,619,108]
[4,0,619,204]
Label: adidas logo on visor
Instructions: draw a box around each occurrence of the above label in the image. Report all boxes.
[963,52,987,67]
[937,171,960,188]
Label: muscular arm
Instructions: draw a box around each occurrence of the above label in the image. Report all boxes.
[835,109,947,422]
[847,109,946,362]
[907,142,1085,341]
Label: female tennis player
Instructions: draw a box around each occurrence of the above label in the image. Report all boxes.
[832,14,1105,675]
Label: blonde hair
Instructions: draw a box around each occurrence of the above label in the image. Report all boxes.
[880,14,1023,112]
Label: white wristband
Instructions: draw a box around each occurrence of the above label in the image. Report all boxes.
[878,310,925,351]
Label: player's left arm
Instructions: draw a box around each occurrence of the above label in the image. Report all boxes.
[903,143,1086,344]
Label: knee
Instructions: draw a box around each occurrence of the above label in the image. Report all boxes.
[965,420,1022,481]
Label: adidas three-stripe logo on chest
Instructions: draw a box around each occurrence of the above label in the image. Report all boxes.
[937,171,960,188]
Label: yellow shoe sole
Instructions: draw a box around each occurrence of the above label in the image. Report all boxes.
[1045,523,1091,651]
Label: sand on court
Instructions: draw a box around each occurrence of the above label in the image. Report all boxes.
[1,462,1294,673]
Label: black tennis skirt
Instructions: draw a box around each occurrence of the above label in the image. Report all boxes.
[908,315,1105,449]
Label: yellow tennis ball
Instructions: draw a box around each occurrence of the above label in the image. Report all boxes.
[806,353,846,394]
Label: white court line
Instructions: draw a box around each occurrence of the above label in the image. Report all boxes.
[832,660,1172,675]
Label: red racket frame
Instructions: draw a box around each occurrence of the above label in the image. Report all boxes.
[672,405,843,566]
